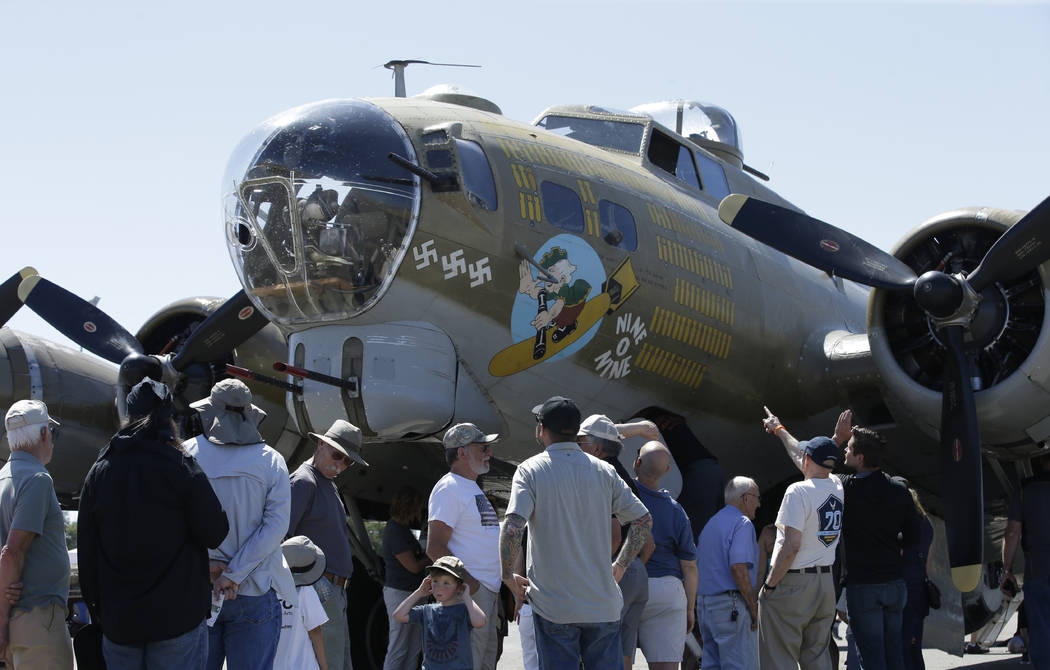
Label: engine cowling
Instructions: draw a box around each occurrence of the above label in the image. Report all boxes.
[135,297,297,453]
[869,207,1050,456]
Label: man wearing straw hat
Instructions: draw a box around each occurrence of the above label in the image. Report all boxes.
[288,420,370,670]
[184,378,297,670]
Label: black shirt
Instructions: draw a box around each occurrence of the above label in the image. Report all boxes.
[841,471,920,584]
[78,425,229,644]
[1008,470,1050,580]
[383,520,426,591]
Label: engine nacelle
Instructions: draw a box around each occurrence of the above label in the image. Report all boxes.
[869,207,1050,457]
[135,297,300,456]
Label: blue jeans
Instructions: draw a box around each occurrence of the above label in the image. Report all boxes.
[103,620,207,670]
[205,590,281,670]
[698,592,758,670]
[532,612,621,670]
[846,580,907,670]
[1025,575,1050,669]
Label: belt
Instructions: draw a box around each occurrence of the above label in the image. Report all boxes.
[324,571,350,589]
[723,589,741,595]
[787,565,832,574]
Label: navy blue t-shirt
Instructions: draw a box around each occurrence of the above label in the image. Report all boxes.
[409,602,473,670]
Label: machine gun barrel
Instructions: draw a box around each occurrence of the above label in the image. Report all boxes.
[273,361,360,394]
[225,364,301,394]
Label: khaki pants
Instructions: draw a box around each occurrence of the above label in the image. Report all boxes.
[469,585,499,670]
[758,571,835,670]
[5,602,73,669]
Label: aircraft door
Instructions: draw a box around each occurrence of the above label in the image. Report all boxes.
[288,322,456,439]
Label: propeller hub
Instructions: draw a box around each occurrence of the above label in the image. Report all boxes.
[913,271,964,318]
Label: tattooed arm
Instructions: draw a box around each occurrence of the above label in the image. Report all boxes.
[499,513,530,602]
[613,513,652,582]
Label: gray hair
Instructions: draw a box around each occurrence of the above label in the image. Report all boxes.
[724,476,759,504]
[6,423,46,452]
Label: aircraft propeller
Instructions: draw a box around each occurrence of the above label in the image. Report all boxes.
[0,267,38,329]
[719,192,1050,593]
[14,275,269,414]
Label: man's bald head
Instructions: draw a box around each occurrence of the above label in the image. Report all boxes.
[635,441,671,480]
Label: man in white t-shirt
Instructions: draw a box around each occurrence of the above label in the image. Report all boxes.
[426,422,501,670]
[756,407,844,670]
[276,536,329,670]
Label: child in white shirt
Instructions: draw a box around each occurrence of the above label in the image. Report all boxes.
[275,536,330,670]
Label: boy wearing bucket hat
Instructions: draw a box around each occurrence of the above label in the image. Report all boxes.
[392,556,486,670]
[275,537,329,670]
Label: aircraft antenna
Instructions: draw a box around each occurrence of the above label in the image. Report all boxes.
[382,59,481,97]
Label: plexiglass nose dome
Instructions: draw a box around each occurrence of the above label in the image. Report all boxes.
[222,99,420,325]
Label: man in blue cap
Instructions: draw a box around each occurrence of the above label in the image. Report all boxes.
[756,407,844,670]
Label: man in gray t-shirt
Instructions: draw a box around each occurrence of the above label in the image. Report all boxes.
[499,396,652,669]
[0,400,73,668]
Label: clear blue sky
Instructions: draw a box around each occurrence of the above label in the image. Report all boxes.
[2,1,1048,345]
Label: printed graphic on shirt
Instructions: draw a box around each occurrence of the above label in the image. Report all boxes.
[475,494,499,527]
[427,610,464,663]
[280,598,295,631]
[816,495,843,547]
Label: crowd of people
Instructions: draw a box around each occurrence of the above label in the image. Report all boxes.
[0,381,1047,670]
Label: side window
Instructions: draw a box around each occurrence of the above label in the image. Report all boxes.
[676,150,702,191]
[454,139,498,211]
[647,130,701,190]
[695,152,730,201]
[540,181,583,233]
[598,200,637,251]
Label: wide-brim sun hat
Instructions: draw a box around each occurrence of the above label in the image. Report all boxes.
[189,378,266,445]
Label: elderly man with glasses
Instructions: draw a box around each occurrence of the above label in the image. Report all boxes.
[288,419,370,670]
[426,422,502,670]
[0,400,73,668]
[696,476,763,670]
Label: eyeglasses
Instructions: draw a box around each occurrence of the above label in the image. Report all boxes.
[49,424,60,442]
[325,445,347,462]
[743,492,760,502]
[471,443,493,453]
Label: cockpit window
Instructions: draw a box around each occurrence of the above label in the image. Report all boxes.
[455,139,498,211]
[223,99,420,325]
[694,152,730,201]
[535,115,645,155]
[648,130,702,190]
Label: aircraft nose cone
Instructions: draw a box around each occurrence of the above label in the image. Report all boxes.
[222,99,420,326]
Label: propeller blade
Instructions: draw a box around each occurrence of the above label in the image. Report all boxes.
[718,195,918,290]
[967,194,1050,292]
[17,275,143,364]
[938,325,984,592]
[170,290,268,371]
[0,267,37,327]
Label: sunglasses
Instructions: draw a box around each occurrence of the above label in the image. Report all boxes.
[327,446,347,462]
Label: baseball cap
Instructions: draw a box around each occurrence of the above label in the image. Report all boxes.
[799,436,840,469]
[532,396,582,435]
[442,423,499,450]
[426,555,468,582]
[578,414,623,443]
[5,400,59,432]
